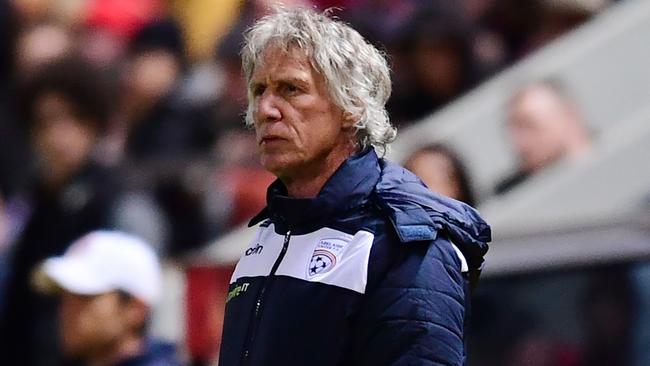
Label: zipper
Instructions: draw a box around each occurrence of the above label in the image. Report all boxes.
[241,229,292,365]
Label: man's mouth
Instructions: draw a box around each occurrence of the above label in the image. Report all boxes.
[260,135,285,145]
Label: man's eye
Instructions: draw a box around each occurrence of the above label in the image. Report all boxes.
[252,85,266,96]
[283,84,300,94]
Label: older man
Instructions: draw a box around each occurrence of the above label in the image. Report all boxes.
[220,8,490,366]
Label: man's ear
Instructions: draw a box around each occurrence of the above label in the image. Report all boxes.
[342,111,358,130]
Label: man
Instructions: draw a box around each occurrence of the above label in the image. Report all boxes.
[33,230,181,366]
[496,80,592,194]
[219,7,491,366]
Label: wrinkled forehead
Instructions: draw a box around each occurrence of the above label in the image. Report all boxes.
[249,39,320,79]
[261,42,308,66]
[249,44,332,96]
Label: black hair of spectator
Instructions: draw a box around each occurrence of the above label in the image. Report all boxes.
[405,143,476,207]
[395,2,483,106]
[128,18,187,70]
[480,0,542,61]
[400,4,475,72]
[399,3,471,49]
[19,57,112,134]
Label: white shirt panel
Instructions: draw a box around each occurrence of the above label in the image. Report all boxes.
[230,224,374,294]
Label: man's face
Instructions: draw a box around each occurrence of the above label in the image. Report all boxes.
[59,291,130,359]
[507,86,571,172]
[249,45,353,180]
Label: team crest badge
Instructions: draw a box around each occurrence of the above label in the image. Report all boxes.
[308,238,348,278]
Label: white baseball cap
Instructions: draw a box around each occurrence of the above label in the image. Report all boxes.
[35,230,162,306]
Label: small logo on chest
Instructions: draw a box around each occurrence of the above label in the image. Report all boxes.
[307,238,348,278]
[245,243,264,256]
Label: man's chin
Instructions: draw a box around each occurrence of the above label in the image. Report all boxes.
[260,156,299,178]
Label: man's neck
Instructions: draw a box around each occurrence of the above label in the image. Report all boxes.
[284,171,334,199]
[282,144,357,199]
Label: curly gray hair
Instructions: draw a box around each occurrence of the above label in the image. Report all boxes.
[241,7,396,156]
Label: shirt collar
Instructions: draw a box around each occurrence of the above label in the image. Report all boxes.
[249,148,381,228]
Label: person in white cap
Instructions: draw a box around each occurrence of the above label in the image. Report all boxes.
[33,230,182,366]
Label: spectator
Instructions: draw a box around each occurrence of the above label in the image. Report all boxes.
[1,22,73,197]
[33,230,182,366]
[477,0,542,62]
[404,143,476,206]
[14,22,73,81]
[211,25,250,137]
[387,3,481,125]
[0,58,120,366]
[496,80,592,194]
[525,0,611,54]
[120,18,211,161]
[116,18,215,255]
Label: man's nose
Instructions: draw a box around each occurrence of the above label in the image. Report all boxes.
[256,92,282,123]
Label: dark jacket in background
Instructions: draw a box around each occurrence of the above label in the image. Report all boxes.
[219,148,490,365]
[0,162,119,366]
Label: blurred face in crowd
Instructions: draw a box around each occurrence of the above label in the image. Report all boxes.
[15,24,72,78]
[124,50,180,113]
[507,84,578,172]
[79,28,128,69]
[59,291,145,359]
[406,150,463,200]
[412,39,463,100]
[31,92,97,186]
[250,45,355,183]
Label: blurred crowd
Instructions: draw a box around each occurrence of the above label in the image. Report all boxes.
[469,262,649,366]
[0,0,615,365]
